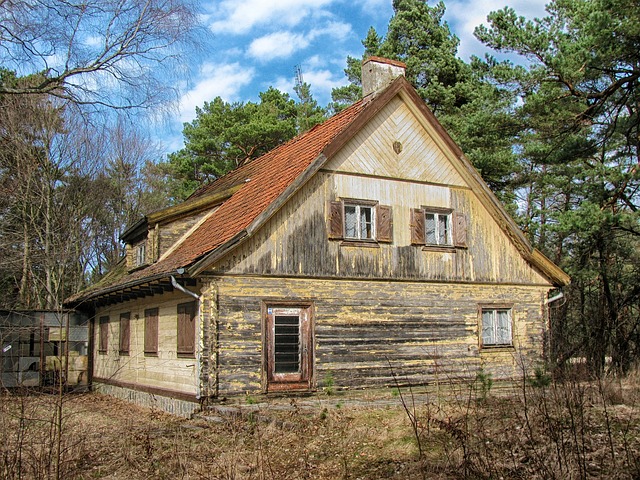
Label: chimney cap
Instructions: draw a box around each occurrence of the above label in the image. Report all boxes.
[363,56,407,69]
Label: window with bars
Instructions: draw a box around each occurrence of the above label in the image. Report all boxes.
[480,308,513,347]
[265,304,312,389]
[273,314,300,373]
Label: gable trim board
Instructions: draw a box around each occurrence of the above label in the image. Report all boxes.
[66,70,568,414]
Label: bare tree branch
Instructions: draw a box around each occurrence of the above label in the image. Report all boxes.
[0,0,205,112]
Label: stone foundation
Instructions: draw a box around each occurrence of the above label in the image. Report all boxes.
[94,382,199,418]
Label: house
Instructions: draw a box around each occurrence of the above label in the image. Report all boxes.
[65,57,569,417]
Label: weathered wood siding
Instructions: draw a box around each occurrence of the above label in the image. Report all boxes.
[325,96,466,186]
[210,96,550,286]
[211,275,548,395]
[92,289,203,396]
[157,209,213,259]
[211,171,548,285]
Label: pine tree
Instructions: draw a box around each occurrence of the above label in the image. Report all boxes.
[476,0,640,374]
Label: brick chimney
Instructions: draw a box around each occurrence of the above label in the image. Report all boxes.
[361,56,407,97]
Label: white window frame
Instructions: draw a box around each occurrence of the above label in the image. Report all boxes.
[344,203,376,241]
[135,243,146,266]
[425,210,452,246]
[480,307,513,347]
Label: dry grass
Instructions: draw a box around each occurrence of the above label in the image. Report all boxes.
[1,376,639,479]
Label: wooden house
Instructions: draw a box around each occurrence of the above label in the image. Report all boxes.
[66,57,569,416]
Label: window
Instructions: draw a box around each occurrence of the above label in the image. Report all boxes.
[135,243,146,266]
[264,303,313,392]
[99,316,109,354]
[425,211,451,245]
[328,199,392,243]
[411,208,467,248]
[345,203,375,240]
[119,312,130,355]
[144,308,159,355]
[177,301,196,357]
[481,308,513,347]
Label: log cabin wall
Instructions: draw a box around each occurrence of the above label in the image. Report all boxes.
[210,275,548,395]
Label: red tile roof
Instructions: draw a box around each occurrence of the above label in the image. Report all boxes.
[67,92,371,302]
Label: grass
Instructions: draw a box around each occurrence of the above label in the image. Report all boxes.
[1,376,639,479]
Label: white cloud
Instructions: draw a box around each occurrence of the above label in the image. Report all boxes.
[444,0,548,59]
[272,76,295,95]
[247,20,352,61]
[303,68,344,93]
[310,20,352,41]
[177,62,255,123]
[264,66,343,105]
[248,31,311,60]
[208,0,336,34]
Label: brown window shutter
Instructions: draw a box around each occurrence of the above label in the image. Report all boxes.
[376,204,393,243]
[144,308,159,354]
[327,200,344,240]
[119,312,130,355]
[410,208,426,245]
[177,302,196,356]
[99,316,109,353]
[454,212,468,248]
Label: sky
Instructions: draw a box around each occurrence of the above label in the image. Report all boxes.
[164,0,550,153]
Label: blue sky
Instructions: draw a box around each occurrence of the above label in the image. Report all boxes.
[165,0,549,153]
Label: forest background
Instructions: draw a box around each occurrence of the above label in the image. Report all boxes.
[0,0,638,377]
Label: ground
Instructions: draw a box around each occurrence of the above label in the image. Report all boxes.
[1,377,639,479]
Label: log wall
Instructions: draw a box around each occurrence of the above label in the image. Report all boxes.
[212,275,548,395]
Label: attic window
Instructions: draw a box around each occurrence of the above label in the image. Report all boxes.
[345,203,375,240]
[411,208,467,249]
[328,199,393,244]
[135,243,146,266]
[426,211,451,246]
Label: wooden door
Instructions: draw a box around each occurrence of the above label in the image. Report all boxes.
[265,305,313,391]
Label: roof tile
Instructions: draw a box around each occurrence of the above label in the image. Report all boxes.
[69,96,368,301]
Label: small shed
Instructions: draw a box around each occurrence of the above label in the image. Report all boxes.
[0,310,89,389]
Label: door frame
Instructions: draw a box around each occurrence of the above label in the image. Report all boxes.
[262,301,314,392]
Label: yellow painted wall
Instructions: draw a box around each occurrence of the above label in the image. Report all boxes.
[93,289,201,396]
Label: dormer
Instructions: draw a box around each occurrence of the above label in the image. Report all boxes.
[120,217,150,271]
[119,183,246,272]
